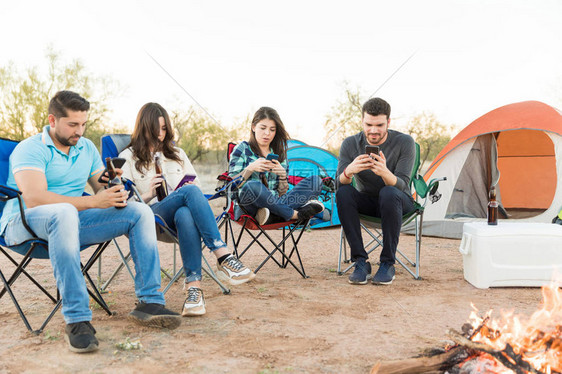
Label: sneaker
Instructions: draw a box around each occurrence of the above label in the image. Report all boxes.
[128,302,181,329]
[297,200,325,222]
[255,207,270,225]
[217,254,256,286]
[348,260,372,285]
[64,321,99,353]
[182,287,206,316]
[372,262,396,285]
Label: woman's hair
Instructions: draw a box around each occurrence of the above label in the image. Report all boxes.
[129,102,181,172]
[248,107,289,162]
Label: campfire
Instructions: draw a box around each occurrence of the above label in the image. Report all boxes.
[372,284,561,374]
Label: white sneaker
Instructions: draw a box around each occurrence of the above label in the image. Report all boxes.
[182,287,206,316]
[217,254,256,286]
[255,207,270,225]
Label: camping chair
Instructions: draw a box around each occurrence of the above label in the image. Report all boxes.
[98,134,230,295]
[216,142,331,279]
[338,142,446,279]
[0,137,112,334]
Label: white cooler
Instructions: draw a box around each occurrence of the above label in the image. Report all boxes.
[459,222,562,289]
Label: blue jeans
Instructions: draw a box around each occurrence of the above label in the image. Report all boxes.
[151,184,227,283]
[336,184,415,264]
[236,176,323,221]
[3,202,165,324]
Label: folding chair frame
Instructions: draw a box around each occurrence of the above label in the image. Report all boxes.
[337,142,445,280]
[230,215,310,278]
[338,207,424,279]
[0,188,112,335]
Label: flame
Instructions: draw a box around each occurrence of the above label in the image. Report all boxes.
[467,284,562,373]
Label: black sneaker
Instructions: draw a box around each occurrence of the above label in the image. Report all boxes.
[348,260,371,285]
[128,302,182,329]
[64,321,99,353]
[372,262,396,285]
[297,200,325,222]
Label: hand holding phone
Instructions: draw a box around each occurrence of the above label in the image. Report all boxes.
[266,153,279,161]
[98,157,126,183]
[175,174,197,190]
[365,145,380,159]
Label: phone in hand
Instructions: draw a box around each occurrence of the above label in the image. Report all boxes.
[365,145,380,159]
[98,157,126,183]
[175,174,196,190]
[266,153,279,161]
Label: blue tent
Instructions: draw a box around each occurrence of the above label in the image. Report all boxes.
[287,142,340,228]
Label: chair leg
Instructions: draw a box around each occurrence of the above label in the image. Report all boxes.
[0,246,58,302]
[99,238,136,292]
[0,267,34,333]
[250,223,309,278]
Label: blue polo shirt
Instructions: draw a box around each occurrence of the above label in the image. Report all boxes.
[0,126,104,233]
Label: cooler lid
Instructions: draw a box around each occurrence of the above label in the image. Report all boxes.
[462,222,562,237]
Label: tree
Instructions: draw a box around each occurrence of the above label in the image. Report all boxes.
[0,47,124,148]
[405,112,454,171]
[172,106,243,163]
[322,82,365,154]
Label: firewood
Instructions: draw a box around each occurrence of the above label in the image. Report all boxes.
[370,346,468,374]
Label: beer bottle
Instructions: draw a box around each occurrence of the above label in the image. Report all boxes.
[487,186,498,225]
[154,153,168,201]
[105,157,125,209]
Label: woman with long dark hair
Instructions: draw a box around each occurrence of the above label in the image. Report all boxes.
[228,106,324,224]
[120,102,255,317]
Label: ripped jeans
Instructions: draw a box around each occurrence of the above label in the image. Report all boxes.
[150,184,227,283]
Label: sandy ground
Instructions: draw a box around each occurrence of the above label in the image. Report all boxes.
[0,217,545,374]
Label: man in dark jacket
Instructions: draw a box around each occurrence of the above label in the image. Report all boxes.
[337,97,415,285]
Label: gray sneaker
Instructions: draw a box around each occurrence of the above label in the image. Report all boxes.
[64,321,98,353]
[372,262,395,285]
[128,302,181,329]
[348,260,371,285]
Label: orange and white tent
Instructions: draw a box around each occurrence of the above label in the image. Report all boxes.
[412,101,562,238]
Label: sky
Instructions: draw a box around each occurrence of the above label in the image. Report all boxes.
[1,0,562,146]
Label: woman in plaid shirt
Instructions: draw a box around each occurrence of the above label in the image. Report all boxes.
[228,107,324,225]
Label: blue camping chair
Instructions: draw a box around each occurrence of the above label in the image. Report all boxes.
[98,134,230,295]
[0,137,112,334]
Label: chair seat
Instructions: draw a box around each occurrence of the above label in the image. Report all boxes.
[237,215,298,231]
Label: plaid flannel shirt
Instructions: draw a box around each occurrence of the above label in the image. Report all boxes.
[228,141,289,197]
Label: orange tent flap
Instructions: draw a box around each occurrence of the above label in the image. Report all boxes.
[497,129,555,157]
[497,156,556,209]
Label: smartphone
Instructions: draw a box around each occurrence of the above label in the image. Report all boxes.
[266,153,279,161]
[175,174,197,190]
[365,145,380,159]
[98,157,126,183]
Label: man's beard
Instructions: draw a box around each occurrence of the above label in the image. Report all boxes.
[55,132,80,147]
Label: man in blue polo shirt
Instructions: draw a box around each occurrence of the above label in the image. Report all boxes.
[0,91,181,353]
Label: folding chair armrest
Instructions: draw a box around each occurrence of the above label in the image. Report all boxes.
[0,184,38,238]
[416,176,447,207]
[0,184,21,201]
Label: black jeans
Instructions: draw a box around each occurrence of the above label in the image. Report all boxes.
[336,184,415,264]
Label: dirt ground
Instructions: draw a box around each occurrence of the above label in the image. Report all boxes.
[0,219,545,374]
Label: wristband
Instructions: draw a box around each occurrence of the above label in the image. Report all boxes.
[343,168,351,179]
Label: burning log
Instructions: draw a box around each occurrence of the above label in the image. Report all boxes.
[448,330,548,374]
